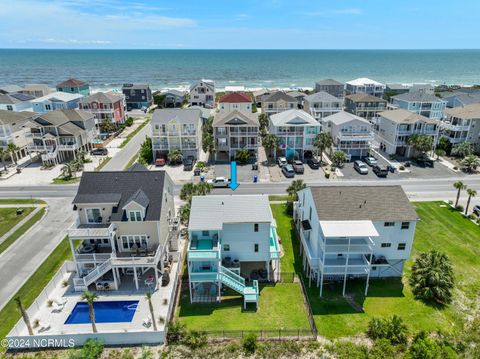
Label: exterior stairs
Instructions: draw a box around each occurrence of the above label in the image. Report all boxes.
[218,266,259,308]
[74,258,112,291]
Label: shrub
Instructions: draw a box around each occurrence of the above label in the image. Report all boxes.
[183,330,207,350]
[47,299,53,307]
[409,332,443,359]
[448,200,453,205]
[196,161,206,171]
[389,154,397,160]
[285,201,294,215]
[327,341,369,359]
[367,315,408,345]
[468,213,477,220]
[325,171,330,179]
[455,205,464,212]
[235,149,251,164]
[68,339,104,359]
[125,117,134,127]
[242,332,258,354]
[453,166,458,170]
[166,321,187,344]
[370,339,398,359]
[399,165,405,170]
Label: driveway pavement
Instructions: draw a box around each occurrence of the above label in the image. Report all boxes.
[0,198,74,310]
[214,162,259,183]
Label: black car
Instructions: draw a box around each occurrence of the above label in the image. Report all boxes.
[183,156,195,171]
[415,155,434,168]
[307,158,320,169]
[473,205,480,217]
[90,147,108,156]
[372,165,389,178]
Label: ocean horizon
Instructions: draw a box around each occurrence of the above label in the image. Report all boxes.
[1,49,480,92]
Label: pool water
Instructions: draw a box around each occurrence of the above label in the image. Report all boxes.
[65,300,139,324]
[197,239,213,250]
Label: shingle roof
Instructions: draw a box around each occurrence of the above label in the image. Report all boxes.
[59,122,85,135]
[304,91,342,103]
[0,110,37,125]
[79,92,121,104]
[35,109,94,126]
[392,92,446,103]
[444,92,480,107]
[152,108,202,125]
[128,163,148,172]
[323,111,370,126]
[378,109,439,124]
[286,91,306,99]
[0,93,34,104]
[57,78,87,88]
[262,91,297,103]
[0,85,24,93]
[30,91,83,103]
[386,83,410,91]
[305,186,418,222]
[445,103,480,119]
[345,93,387,103]
[316,79,343,86]
[124,189,150,209]
[188,195,272,231]
[219,92,252,103]
[213,110,259,127]
[269,109,319,127]
[73,170,167,221]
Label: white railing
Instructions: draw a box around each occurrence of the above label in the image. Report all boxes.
[58,143,79,150]
[28,144,54,152]
[67,221,116,238]
[83,258,112,286]
[440,123,470,131]
[219,265,246,286]
[75,253,112,263]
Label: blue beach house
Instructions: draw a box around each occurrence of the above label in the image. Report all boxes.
[56,78,90,96]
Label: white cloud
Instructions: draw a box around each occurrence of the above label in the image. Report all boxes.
[304,8,364,17]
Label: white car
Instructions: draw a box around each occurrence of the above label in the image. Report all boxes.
[364,156,378,166]
[277,157,288,167]
[207,177,230,188]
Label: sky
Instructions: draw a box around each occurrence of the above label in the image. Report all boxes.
[0,0,479,49]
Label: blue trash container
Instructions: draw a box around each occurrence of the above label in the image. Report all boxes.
[253,175,258,183]
[200,176,205,182]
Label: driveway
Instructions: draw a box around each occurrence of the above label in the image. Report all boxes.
[214,162,259,183]
[0,197,74,310]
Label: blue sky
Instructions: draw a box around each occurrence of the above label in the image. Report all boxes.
[0,0,479,49]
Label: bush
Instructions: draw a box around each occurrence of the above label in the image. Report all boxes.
[183,330,207,350]
[235,149,251,164]
[285,201,293,215]
[68,339,104,359]
[325,171,330,179]
[196,161,206,171]
[367,315,408,345]
[125,117,134,127]
[453,166,458,170]
[242,332,258,354]
[167,321,187,344]
[389,154,397,160]
[370,339,398,359]
[455,205,464,212]
[399,165,405,170]
[327,341,369,359]
[409,332,444,359]
[468,213,477,220]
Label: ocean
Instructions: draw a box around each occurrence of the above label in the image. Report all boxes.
[0,49,479,91]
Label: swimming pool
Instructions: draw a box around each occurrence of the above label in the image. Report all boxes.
[65,300,139,324]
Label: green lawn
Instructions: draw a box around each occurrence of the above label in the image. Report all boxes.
[123,154,139,170]
[268,195,290,202]
[271,201,480,338]
[95,156,112,171]
[0,207,34,237]
[120,119,150,148]
[51,177,81,184]
[0,237,72,341]
[0,207,46,254]
[177,283,310,331]
[0,199,46,205]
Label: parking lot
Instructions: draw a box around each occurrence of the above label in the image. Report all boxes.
[214,162,259,183]
[269,160,327,182]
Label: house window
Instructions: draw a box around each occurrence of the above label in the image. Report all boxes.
[45,104,52,111]
[6,105,13,111]
[254,224,259,232]
[223,244,230,251]
[86,208,101,223]
[401,222,410,229]
[121,235,147,250]
[309,207,312,221]
[254,244,259,252]
[384,222,395,227]
[398,243,406,250]
[381,243,391,248]
[129,210,142,222]
[202,230,209,236]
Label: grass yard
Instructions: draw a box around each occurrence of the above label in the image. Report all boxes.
[268,195,290,202]
[271,201,480,339]
[0,207,34,238]
[95,156,112,171]
[177,283,310,331]
[0,237,72,341]
[51,176,81,184]
[120,119,150,148]
[0,199,45,205]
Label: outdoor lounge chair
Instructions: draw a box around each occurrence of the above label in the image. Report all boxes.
[51,302,64,312]
[142,317,152,328]
[38,321,51,333]
[95,282,105,290]
[53,297,67,306]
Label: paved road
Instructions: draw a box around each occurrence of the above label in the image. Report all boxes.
[0,198,74,311]
[101,122,151,172]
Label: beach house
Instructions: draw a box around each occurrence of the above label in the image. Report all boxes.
[440,104,480,150]
[218,92,253,113]
[262,91,297,115]
[122,84,153,110]
[0,93,34,112]
[344,93,387,121]
[303,91,343,121]
[314,79,344,98]
[345,78,385,98]
[78,92,126,127]
[187,195,280,308]
[30,92,84,113]
[56,78,90,97]
[294,185,418,297]
[189,80,215,108]
[0,110,37,162]
[391,92,447,119]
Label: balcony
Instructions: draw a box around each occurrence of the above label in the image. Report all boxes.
[152,143,169,150]
[269,227,281,260]
[68,219,117,239]
[58,143,79,151]
[188,237,220,261]
[441,123,470,132]
[337,132,374,141]
[230,142,258,149]
[27,144,54,152]
[320,237,374,254]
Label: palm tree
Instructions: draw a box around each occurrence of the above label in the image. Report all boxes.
[453,181,466,207]
[7,143,19,164]
[452,141,474,158]
[286,179,306,201]
[15,297,33,335]
[465,188,477,215]
[258,113,269,132]
[100,119,115,133]
[461,155,480,173]
[196,182,212,196]
[60,162,73,179]
[81,291,98,333]
[0,148,8,172]
[408,134,433,155]
[331,150,347,168]
[261,134,280,159]
[168,148,183,164]
[409,250,454,305]
[145,292,158,331]
[179,203,191,226]
[180,183,197,202]
[313,133,333,163]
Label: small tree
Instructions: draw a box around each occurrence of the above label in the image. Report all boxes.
[235,149,251,164]
[258,113,269,132]
[452,141,473,158]
[100,119,115,133]
[61,162,74,179]
[202,116,215,156]
[331,150,347,167]
[179,203,191,226]
[242,332,258,354]
[195,182,212,196]
[7,143,19,164]
[410,251,454,305]
[434,148,446,159]
[286,179,306,201]
[465,188,477,215]
[409,331,443,359]
[139,137,153,165]
[180,183,197,202]
[436,137,452,155]
[0,148,8,172]
[367,315,408,345]
[461,155,480,173]
[168,148,183,164]
[261,134,279,159]
[408,134,433,155]
[145,292,158,331]
[314,132,333,163]
[81,291,98,333]
[453,181,466,207]
[15,297,33,335]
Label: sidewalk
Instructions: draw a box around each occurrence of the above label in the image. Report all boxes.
[0,205,44,244]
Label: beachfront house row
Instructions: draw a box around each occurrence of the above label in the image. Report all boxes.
[189,80,215,108]
[122,84,153,111]
[213,109,259,161]
[218,92,253,113]
[20,84,52,98]
[344,93,387,121]
[56,78,90,97]
[151,108,202,160]
[0,93,35,112]
[25,109,97,165]
[0,110,37,161]
[345,78,386,98]
[322,111,374,158]
[294,185,418,297]
[375,109,440,157]
[440,104,480,150]
[30,92,84,113]
[262,91,297,115]
[286,91,307,109]
[268,109,320,159]
[303,91,343,121]
[187,195,280,308]
[162,90,186,108]
[444,92,480,108]
[391,92,447,119]
[68,167,179,293]
[314,79,344,98]
[78,92,126,126]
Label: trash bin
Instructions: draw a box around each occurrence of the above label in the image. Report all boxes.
[16,167,21,174]
[252,163,258,170]
[200,175,205,182]
[194,168,201,176]
[253,175,258,183]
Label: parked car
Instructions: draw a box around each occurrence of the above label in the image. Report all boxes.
[183,156,195,171]
[372,165,389,178]
[277,157,288,167]
[415,155,434,168]
[364,156,378,166]
[282,164,295,178]
[473,205,480,217]
[353,160,369,175]
[292,160,304,174]
[207,177,230,188]
[90,147,108,156]
[307,157,320,169]
[155,155,166,166]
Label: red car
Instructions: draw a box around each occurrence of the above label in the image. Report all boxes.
[155,155,166,166]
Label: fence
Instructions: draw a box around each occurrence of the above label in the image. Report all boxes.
[201,329,315,341]
[298,274,318,340]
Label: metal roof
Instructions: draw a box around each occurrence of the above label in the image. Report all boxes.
[269,109,319,127]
